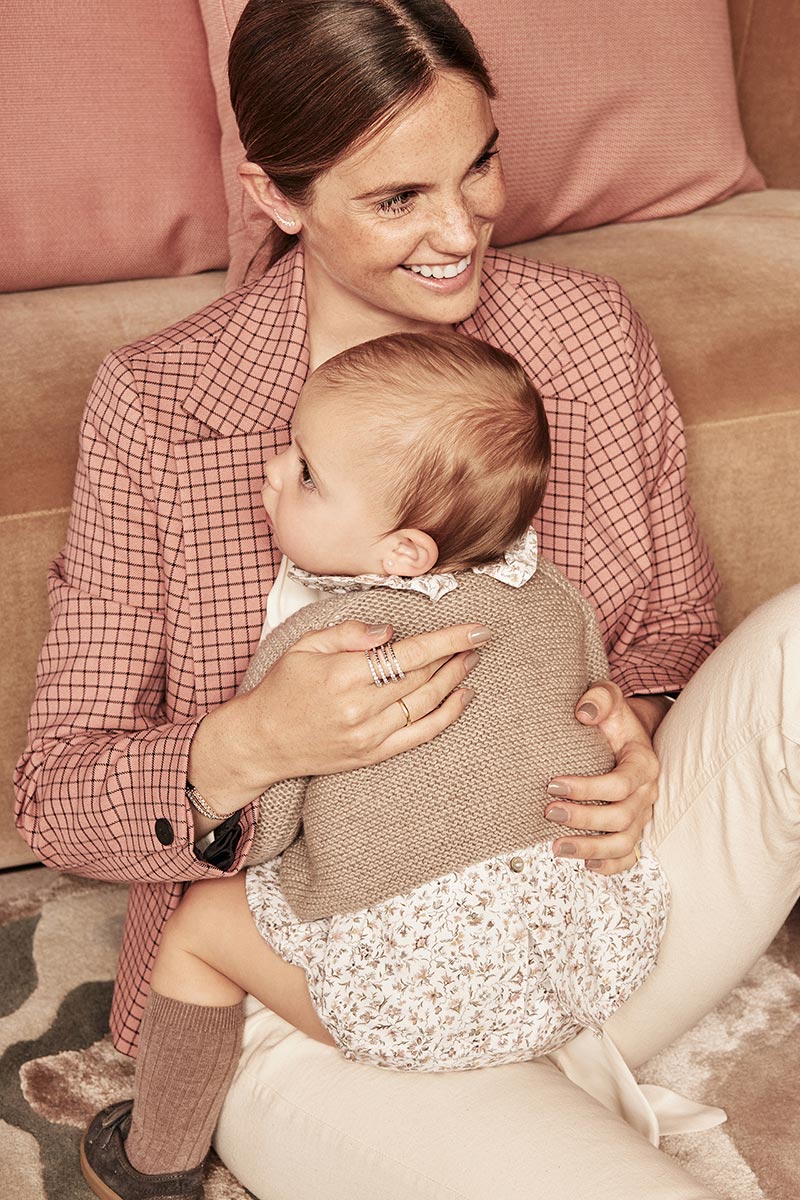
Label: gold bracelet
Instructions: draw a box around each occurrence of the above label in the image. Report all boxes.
[185,780,237,821]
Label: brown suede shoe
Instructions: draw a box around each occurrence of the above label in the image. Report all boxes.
[80,1100,204,1200]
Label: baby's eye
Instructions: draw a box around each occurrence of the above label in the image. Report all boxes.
[299,457,316,491]
[376,190,416,217]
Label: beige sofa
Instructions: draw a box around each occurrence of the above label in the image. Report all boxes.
[2,0,799,870]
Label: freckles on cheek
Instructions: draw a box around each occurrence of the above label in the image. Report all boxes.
[363,222,418,264]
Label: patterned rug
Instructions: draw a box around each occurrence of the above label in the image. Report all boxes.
[1,866,798,1199]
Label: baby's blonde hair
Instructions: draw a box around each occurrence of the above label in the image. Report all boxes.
[314,332,551,572]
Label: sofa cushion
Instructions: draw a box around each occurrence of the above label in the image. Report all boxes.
[460,0,764,247]
[199,0,763,288]
[728,0,800,189]
[519,189,800,633]
[1,274,226,519]
[1,2,229,291]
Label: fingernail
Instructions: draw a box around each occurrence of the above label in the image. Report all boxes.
[556,842,577,857]
[464,650,481,670]
[468,625,492,645]
[547,781,570,797]
[586,859,605,869]
[578,702,598,720]
[459,687,475,708]
[367,624,390,636]
[545,806,569,824]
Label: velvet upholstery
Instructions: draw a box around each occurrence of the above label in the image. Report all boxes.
[728,0,800,188]
[0,2,228,292]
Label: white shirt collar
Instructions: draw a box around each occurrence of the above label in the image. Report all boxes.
[289,528,539,603]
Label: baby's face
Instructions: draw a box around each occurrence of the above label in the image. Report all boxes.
[262,377,394,575]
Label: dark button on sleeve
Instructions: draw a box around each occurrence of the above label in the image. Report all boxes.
[154,817,175,846]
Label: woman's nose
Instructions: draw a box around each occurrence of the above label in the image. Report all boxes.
[429,195,477,256]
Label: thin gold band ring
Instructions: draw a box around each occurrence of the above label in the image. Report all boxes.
[397,697,412,728]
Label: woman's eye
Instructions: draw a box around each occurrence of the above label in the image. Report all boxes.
[299,457,316,491]
[376,190,415,216]
[472,148,499,175]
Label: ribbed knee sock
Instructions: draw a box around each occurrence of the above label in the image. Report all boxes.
[125,990,245,1175]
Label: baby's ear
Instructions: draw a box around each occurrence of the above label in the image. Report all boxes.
[380,529,439,577]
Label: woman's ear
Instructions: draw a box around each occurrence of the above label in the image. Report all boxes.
[237,162,302,232]
[380,530,439,578]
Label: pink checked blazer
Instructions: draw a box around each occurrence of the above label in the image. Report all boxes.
[15,247,720,1056]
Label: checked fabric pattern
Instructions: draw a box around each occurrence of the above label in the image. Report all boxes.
[14,246,720,1057]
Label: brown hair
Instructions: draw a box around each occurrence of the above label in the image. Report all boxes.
[314,332,550,572]
[228,0,494,273]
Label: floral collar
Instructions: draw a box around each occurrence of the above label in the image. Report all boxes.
[289,528,539,603]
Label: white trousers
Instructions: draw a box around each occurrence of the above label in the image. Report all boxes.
[214,586,800,1200]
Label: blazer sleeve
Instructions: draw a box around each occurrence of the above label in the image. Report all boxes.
[13,351,256,884]
[590,277,721,696]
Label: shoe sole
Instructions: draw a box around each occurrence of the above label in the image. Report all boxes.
[80,1132,125,1200]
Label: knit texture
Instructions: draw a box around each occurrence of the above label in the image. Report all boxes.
[243,559,615,919]
[125,991,244,1174]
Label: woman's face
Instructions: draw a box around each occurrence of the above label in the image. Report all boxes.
[294,71,506,335]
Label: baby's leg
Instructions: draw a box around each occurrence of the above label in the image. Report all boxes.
[151,871,335,1044]
[122,874,333,1180]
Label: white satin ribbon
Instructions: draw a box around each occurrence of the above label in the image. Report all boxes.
[547,1029,727,1146]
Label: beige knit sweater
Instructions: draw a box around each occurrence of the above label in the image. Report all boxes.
[242,558,614,920]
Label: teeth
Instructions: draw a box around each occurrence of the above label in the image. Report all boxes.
[407,254,471,279]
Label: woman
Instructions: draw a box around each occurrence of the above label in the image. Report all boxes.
[15,1,798,1197]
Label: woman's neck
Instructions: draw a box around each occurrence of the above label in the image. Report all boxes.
[304,257,444,371]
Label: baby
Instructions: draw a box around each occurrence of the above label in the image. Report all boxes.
[81,332,670,1200]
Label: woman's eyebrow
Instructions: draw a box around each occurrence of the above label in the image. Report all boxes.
[351,128,499,203]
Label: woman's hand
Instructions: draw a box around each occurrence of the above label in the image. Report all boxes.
[543,681,666,874]
[189,620,487,817]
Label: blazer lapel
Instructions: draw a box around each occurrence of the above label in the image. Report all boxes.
[182,246,310,437]
[177,248,310,708]
[175,427,292,710]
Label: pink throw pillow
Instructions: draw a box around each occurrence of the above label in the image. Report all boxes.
[199,0,763,289]
[2,1,229,292]
[469,0,763,246]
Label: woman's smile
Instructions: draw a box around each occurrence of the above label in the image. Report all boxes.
[400,253,475,293]
[404,253,471,279]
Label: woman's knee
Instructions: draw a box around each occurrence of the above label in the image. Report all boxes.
[216,1028,721,1200]
[651,585,800,855]
[715,584,800,668]
[664,584,800,740]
